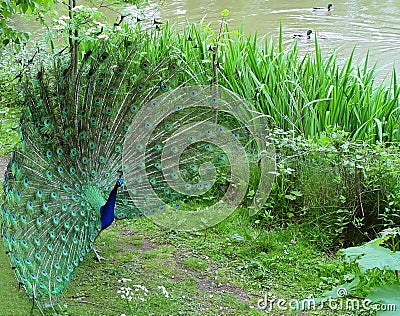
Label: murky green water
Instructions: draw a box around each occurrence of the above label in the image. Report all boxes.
[12,0,400,82]
[132,0,400,82]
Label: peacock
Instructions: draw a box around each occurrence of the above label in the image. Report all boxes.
[1,25,275,313]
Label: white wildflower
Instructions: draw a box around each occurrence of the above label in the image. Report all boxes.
[98,34,109,40]
[71,5,84,11]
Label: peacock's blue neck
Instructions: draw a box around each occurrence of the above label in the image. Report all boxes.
[83,183,120,230]
[100,185,118,230]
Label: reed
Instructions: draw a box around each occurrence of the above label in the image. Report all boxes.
[153,22,400,143]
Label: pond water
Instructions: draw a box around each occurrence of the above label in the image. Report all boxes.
[133,0,400,83]
[11,0,400,83]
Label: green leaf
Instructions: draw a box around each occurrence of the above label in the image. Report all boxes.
[367,284,400,316]
[284,194,296,200]
[297,278,359,312]
[339,239,400,273]
[321,277,360,298]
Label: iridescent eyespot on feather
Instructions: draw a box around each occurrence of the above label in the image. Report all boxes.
[95,97,101,105]
[161,83,169,91]
[98,78,104,84]
[102,130,109,138]
[109,87,115,94]
[101,52,109,60]
[117,65,124,73]
[62,108,69,115]
[105,108,112,115]
[137,84,144,92]
[141,60,150,69]
[91,119,97,125]
[70,148,77,157]
[170,63,178,71]
[131,106,137,113]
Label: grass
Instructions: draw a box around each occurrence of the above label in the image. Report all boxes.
[1,209,353,315]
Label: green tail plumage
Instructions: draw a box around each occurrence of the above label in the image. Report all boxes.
[1,29,184,311]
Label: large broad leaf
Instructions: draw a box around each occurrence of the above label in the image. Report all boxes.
[339,239,400,273]
[367,284,400,316]
[296,278,359,311]
[321,277,360,299]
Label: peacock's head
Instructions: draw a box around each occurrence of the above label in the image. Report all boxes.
[328,3,333,10]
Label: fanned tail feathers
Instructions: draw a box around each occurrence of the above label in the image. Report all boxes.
[1,30,183,310]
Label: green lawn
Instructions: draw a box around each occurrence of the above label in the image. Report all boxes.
[1,208,350,315]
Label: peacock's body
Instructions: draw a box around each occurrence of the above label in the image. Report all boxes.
[1,27,274,313]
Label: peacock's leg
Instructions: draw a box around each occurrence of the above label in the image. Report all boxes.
[93,247,105,262]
